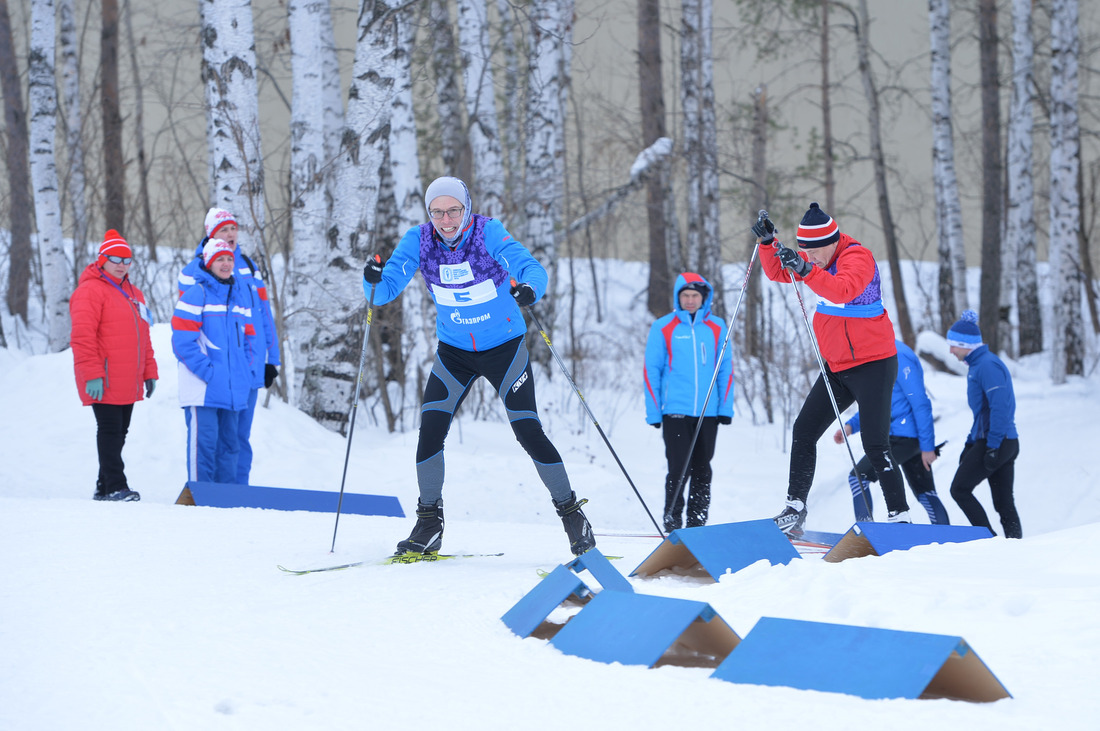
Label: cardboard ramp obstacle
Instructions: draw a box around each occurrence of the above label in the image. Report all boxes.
[501,564,594,640]
[177,481,404,517]
[823,522,994,563]
[712,617,1010,701]
[549,591,741,669]
[631,519,800,581]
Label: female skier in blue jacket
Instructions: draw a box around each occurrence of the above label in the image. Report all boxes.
[644,273,733,531]
[363,176,595,557]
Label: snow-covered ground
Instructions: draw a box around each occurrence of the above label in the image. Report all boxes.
[3,272,1099,729]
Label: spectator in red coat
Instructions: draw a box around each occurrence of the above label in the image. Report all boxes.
[70,230,158,501]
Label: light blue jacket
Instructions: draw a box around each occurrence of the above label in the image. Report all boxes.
[643,273,734,423]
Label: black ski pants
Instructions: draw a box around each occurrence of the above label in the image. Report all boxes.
[789,355,909,514]
[91,403,134,495]
[950,438,1022,538]
[661,415,719,531]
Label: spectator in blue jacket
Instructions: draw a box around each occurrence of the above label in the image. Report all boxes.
[178,208,281,485]
[362,176,595,557]
[946,310,1021,538]
[834,340,948,523]
[644,273,733,532]
[172,239,257,484]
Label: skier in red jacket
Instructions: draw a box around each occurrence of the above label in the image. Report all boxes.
[70,230,158,501]
[753,204,909,534]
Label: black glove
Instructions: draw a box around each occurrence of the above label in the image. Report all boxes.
[751,217,775,244]
[363,256,384,284]
[264,364,279,389]
[983,447,999,472]
[144,379,156,398]
[775,244,812,277]
[717,416,731,425]
[510,282,536,307]
[651,422,661,430]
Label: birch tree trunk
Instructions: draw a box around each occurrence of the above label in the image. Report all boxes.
[101,0,124,232]
[431,0,468,180]
[297,0,396,431]
[123,0,156,260]
[699,0,722,310]
[680,0,702,272]
[201,0,266,253]
[29,0,70,351]
[0,0,33,322]
[853,0,914,346]
[494,0,522,218]
[320,0,344,180]
[457,0,505,218]
[978,0,1003,353]
[928,0,967,331]
[58,0,89,276]
[287,0,329,402]
[639,0,671,316]
[820,0,835,214]
[1049,0,1084,382]
[1004,0,1036,358]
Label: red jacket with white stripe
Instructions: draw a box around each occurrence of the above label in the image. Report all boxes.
[69,263,158,406]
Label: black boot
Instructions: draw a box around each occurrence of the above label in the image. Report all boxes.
[396,500,444,554]
[553,492,596,556]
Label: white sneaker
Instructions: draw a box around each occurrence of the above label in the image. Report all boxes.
[887,510,911,524]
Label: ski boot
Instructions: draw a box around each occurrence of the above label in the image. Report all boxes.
[887,509,911,524]
[395,500,444,555]
[554,492,596,556]
[773,498,807,535]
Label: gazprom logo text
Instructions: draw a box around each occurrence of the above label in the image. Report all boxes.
[451,311,491,326]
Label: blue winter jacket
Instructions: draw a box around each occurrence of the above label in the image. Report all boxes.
[363,215,548,352]
[178,240,280,389]
[962,345,1018,449]
[643,273,734,423]
[848,340,936,451]
[171,267,257,410]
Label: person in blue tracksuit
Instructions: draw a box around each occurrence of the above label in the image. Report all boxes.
[644,272,733,531]
[362,176,595,557]
[178,208,281,484]
[945,310,1022,538]
[834,340,949,523]
[172,239,257,484]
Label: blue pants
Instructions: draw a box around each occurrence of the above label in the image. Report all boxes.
[185,406,241,483]
[236,387,259,484]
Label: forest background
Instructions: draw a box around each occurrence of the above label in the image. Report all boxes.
[0,0,1097,436]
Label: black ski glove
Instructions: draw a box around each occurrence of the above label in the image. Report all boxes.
[751,216,775,245]
[265,364,279,389]
[145,379,156,398]
[717,416,731,425]
[775,244,812,278]
[510,282,536,307]
[363,256,384,284]
[983,447,999,472]
[651,422,661,430]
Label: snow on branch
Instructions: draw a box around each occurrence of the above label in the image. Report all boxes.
[565,137,674,239]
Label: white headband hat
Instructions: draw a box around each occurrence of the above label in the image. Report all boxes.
[424,176,473,244]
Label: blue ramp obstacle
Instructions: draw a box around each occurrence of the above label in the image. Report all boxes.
[712,617,1010,701]
[550,591,741,669]
[824,522,994,563]
[501,564,593,640]
[177,482,404,517]
[564,549,633,593]
[631,520,800,581]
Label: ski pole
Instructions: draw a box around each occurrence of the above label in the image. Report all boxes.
[772,236,873,518]
[331,256,380,552]
[517,284,666,538]
[670,230,762,517]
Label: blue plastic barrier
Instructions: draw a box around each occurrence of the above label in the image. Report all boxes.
[631,519,800,581]
[501,564,593,639]
[565,549,633,593]
[824,522,994,563]
[177,482,404,517]
[712,616,1010,701]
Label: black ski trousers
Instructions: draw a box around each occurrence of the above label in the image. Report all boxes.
[950,438,1022,538]
[661,415,718,531]
[789,355,909,514]
[91,403,134,495]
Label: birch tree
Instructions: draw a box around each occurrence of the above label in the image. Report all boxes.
[1004,0,1038,357]
[1049,0,1084,382]
[494,0,522,217]
[0,0,32,323]
[699,0,722,308]
[320,0,344,178]
[287,0,329,402]
[201,0,266,252]
[58,0,89,273]
[431,0,467,180]
[928,0,967,332]
[680,0,702,272]
[297,0,396,431]
[28,0,69,350]
[978,0,1003,353]
[457,0,505,218]
[639,0,672,316]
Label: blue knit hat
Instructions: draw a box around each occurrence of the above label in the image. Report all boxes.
[796,202,840,248]
[947,309,983,349]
